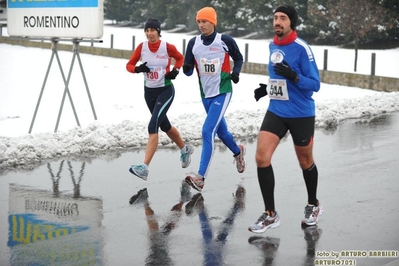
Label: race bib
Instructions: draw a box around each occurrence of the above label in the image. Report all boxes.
[199,58,221,76]
[268,79,289,100]
[145,66,165,81]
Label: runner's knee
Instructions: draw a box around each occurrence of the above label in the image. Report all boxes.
[255,149,271,167]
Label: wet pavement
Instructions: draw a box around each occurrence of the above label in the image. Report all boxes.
[1,112,399,266]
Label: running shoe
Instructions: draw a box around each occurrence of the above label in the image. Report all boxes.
[129,188,149,205]
[181,144,194,168]
[248,211,281,234]
[233,145,246,173]
[185,172,204,192]
[301,202,324,226]
[129,164,148,180]
[185,193,204,216]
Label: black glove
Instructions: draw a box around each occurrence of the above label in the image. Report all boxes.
[182,63,193,74]
[165,68,179,80]
[231,72,239,84]
[273,60,298,81]
[254,83,268,101]
[135,62,150,73]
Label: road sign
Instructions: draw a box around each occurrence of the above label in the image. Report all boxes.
[7,0,103,38]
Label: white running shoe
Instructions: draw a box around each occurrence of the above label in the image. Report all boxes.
[181,144,194,168]
[185,172,204,192]
[129,164,148,181]
[248,211,281,234]
[233,145,246,173]
[301,202,324,226]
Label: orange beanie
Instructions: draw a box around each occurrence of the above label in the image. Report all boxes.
[196,7,217,25]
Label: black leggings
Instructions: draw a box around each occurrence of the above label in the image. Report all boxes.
[144,85,174,134]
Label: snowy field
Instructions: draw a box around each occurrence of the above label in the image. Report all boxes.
[0,25,399,171]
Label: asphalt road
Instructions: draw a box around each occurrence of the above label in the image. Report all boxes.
[1,112,398,266]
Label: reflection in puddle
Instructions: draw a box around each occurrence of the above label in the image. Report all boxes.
[188,185,246,266]
[129,184,246,266]
[303,224,323,266]
[7,160,104,265]
[129,184,190,266]
[248,236,280,265]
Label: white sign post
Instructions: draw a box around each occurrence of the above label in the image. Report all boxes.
[7,0,103,133]
[7,0,103,38]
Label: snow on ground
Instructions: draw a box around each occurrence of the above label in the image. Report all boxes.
[1,26,398,171]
